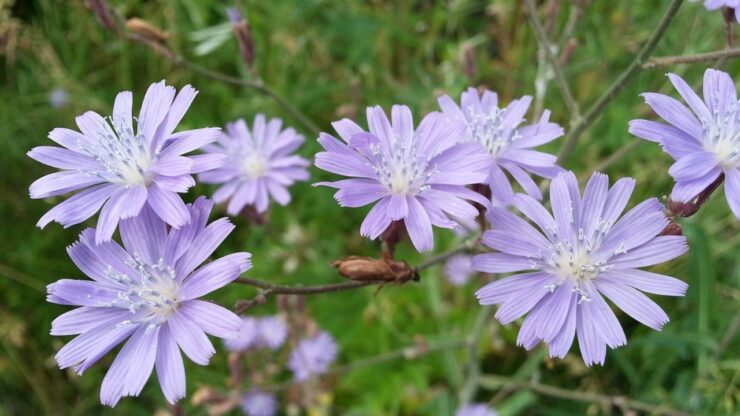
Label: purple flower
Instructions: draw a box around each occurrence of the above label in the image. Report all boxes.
[288,331,338,381]
[241,389,278,416]
[455,403,497,416]
[315,105,492,252]
[47,197,251,406]
[49,88,69,108]
[630,69,740,219]
[257,315,288,350]
[438,88,564,204]
[29,81,225,243]
[444,254,475,286]
[473,172,689,366]
[225,317,260,352]
[225,315,288,352]
[199,115,310,215]
[704,0,740,22]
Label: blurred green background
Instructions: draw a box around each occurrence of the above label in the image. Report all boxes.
[1,0,738,414]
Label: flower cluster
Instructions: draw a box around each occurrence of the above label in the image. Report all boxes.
[30,24,738,407]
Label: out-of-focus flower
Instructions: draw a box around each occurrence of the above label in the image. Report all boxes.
[288,331,338,381]
[199,115,309,215]
[455,403,498,416]
[438,87,564,205]
[48,88,69,108]
[224,317,260,352]
[630,69,740,219]
[703,0,740,22]
[241,389,278,416]
[315,105,492,252]
[225,315,288,352]
[47,197,250,406]
[29,81,225,243]
[257,315,288,350]
[474,172,689,366]
[443,254,475,286]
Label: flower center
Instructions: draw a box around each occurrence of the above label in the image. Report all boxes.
[105,256,180,326]
[467,108,518,160]
[703,103,740,169]
[82,117,154,186]
[242,153,268,178]
[370,137,432,195]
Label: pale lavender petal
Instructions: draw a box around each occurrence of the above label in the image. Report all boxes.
[160,128,221,157]
[608,236,688,268]
[51,307,129,336]
[138,81,176,143]
[703,68,736,117]
[475,272,553,305]
[95,186,147,244]
[724,168,740,218]
[168,312,215,365]
[179,253,250,300]
[472,253,534,273]
[595,279,670,330]
[27,146,101,170]
[581,282,627,348]
[360,197,392,240]
[147,185,191,229]
[642,93,702,138]
[405,196,434,252]
[178,300,242,339]
[667,72,712,121]
[576,308,606,366]
[548,295,577,358]
[119,204,166,264]
[155,324,186,404]
[47,279,119,306]
[29,171,103,199]
[100,325,159,407]
[671,167,722,202]
[598,269,687,296]
[668,151,719,180]
[37,184,115,229]
[189,153,227,173]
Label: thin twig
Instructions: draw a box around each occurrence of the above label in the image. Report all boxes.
[644,47,740,68]
[479,375,692,416]
[232,241,476,313]
[557,0,684,164]
[124,33,321,135]
[524,0,580,118]
[234,278,374,295]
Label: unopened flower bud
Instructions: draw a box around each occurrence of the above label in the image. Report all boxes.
[85,0,117,32]
[331,256,419,283]
[227,8,256,70]
[659,222,683,236]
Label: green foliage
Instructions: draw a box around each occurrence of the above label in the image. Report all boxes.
[0,0,738,414]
